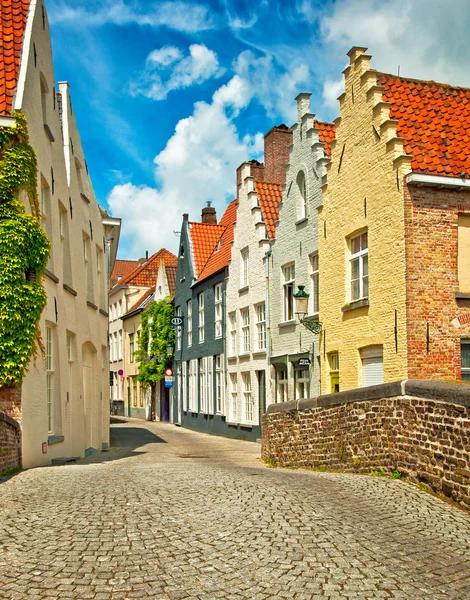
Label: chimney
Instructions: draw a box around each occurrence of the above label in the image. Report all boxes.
[295,93,312,122]
[201,201,217,224]
[263,124,292,185]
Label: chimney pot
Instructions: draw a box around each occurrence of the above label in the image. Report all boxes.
[201,202,217,224]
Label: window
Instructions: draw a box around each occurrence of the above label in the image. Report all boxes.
[147,317,153,355]
[46,325,54,432]
[295,368,309,399]
[361,346,384,387]
[40,74,48,126]
[214,283,222,338]
[350,231,368,301]
[175,306,182,350]
[458,215,470,292]
[241,308,250,353]
[133,379,137,407]
[328,352,340,393]
[229,312,237,356]
[82,234,88,262]
[276,369,288,403]
[139,385,144,408]
[119,299,122,317]
[198,293,204,343]
[118,330,123,360]
[182,362,188,411]
[109,335,113,362]
[66,333,73,362]
[230,373,238,420]
[199,358,206,413]
[113,333,118,362]
[255,303,266,350]
[282,264,295,321]
[215,355,224,414]
[242,373,253,423]
[188,360,197,412]
[129,333,135,363]
[309,253,319,315]
[461,340,470,381]
[187,300,192,347]
[40,176,53,272]
[297,170,307,219]
[240,248,249,288]
[207,357,213,414]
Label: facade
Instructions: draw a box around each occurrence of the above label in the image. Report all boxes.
[225,126,292,436]
[0,0,120,467]
[109,248,176,417]
[269,96,335,404]
[173,202,239,437]
[319,47,470,393]
[121,257,177,421]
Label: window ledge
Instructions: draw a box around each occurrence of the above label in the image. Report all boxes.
[48,434,64,445]
[99,308,109,317]
[227,355,237,361]
[238,352,251,358]
[252,350,267,357]
[80,192,91,204]
[63,283,77,296]
[279,320,296,328]
[295,217,308,226]
[342,298,369,312]
[455,291,470,300]
[238,286,249,294]
[87,300,98,310]
[239,423,253,429]
[45,269,59,283]
[44,123,54,142]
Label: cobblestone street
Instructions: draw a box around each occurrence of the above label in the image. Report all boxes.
[1,418,470,600]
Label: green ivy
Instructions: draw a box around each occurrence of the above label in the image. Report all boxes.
[136,297,175,384]
[0,111,50,387]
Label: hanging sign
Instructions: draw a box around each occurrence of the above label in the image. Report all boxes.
[171,316,183,327]
[298,358,311,367]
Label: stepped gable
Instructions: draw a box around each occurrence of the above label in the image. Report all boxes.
[379,73,470,177]
[0,1,29,114]
[255,181,283,240]
[315,120,336,159]
[188,220,226,276]
[118,248,177,288]
[197,199,238,283]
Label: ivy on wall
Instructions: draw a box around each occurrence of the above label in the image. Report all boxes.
[0,111,50,387]
[136,297,175,384]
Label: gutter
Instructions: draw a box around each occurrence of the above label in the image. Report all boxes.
[0,115,16,128]
[406,172,470,190]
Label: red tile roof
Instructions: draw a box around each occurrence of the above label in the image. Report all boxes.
[118,248,177,287]
[189,221,226,276]
[0,1,29,115]
[255,181,283,240]
[379,73,470,177]
[197,199,238,283]
[166,265,177,295]
[111,259,140,283]
[315,120,336,159]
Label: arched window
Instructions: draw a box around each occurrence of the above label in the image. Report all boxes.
[296,170,307,219]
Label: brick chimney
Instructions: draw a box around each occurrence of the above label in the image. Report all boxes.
[201,201,217,224]
[263,124,292,184]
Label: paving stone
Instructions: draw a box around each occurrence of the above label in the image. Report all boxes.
[0,417,469,599]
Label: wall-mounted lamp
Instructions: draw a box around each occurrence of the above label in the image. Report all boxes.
[166,343,174,357]
[293,285,322,334]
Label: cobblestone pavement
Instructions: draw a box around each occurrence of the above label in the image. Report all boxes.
[1,418,470,600]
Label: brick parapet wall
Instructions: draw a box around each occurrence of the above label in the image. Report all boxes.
[0,411,21,473]
[262,380,470,508]
[0,386,22,420]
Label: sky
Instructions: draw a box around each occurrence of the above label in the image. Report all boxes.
[46,0,470,259]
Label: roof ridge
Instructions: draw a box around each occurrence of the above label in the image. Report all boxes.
[378,71,470,93]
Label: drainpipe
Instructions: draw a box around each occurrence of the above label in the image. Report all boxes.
[265,244,273,407]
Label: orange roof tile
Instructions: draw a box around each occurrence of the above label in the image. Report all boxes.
[255,181,283,240]
[379,73,470,177]
[315,120,336,158]
[119,248,177,287]
[165,265,177,295]
[111,259,140,283]
[197,200,238,283]
[0,1,29,115]
[189,221,226,276]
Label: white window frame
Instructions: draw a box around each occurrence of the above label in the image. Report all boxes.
[113,332,118,362]
[240,248,249,288]
[129,333,135,363]
[118,329,123,360]
[229,312,237,357]
[255,303,266,351]
[175,306,182,351]
[188,359,197,412]
[309,253,319,316]
[230,373,238,421]
[349,231,368,302]
[242,372,253,423]
[199,357,206,413]
[215,355,224,414]
[182,361,188,412]
[295,368,309,400]
[198,293,205,343]
[187,300,192,347]
[207,357,213,414]
[461,340,470,381]
[276,369,288,403]
[282,263,295,322]
[241,308,250,354]
[214,283,222,339]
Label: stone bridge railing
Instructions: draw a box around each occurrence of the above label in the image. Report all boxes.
[262,380,470,509]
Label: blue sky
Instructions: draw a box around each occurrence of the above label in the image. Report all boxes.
[46,0,470,259]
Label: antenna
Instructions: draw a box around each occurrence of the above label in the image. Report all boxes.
[173,231,181,237]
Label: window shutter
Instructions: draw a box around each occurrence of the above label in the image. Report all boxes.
[361,346,384,387]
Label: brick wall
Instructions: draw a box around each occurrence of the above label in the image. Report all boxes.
[0,386,22,420]
[0,411,21,473]
[262,380,470,508]
[263,126,292,185]
[404,184,470,379]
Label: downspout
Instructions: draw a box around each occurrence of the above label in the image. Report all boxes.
[265,244,273,408]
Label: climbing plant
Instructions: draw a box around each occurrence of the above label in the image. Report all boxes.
[136,297,175,384]
[0,111,50,387]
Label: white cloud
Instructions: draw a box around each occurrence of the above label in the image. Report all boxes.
[322,78,345,109]
[131,44,224,101]
[108,75,262,257]
[321,0,470,88]
[48,1,215,33]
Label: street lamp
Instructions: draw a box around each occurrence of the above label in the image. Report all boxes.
[293,285,322,334]
[166,343,174,357]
